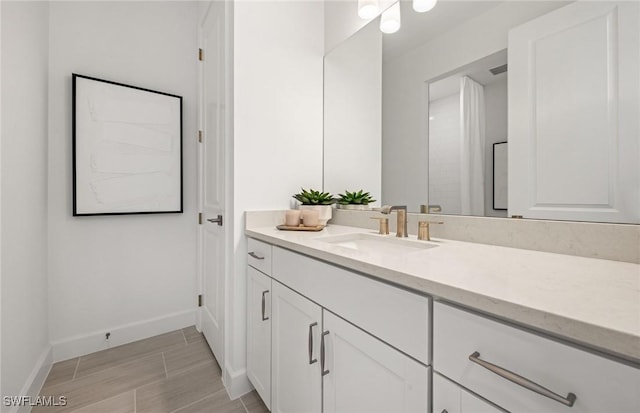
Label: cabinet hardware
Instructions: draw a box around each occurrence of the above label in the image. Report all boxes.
[469,351,576,407]
[261,290,269,321]
[248,252,265,260]
[321,331,330,376]
[308,322,318,365]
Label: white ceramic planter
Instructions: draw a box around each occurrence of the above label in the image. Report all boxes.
[336,204,372,211]
[298,205,333,225]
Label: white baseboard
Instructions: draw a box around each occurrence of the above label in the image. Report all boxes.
[223,365,253,400]
[51,309,197,362]
[11,345,53,413]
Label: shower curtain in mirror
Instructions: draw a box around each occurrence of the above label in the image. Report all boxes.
[460,76,485,216]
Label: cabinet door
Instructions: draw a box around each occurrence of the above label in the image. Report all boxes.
[271,281,322,413]
[323,311,429,413]
[508,1,639,223]
[247,267,272,409]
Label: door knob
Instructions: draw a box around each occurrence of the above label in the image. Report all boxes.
[207,215,223,226]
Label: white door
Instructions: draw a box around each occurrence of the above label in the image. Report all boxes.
[198,1,228,365]
[508,1,639,223]
[247,267,272,409]
[271,281,322,413]
[323,311,430,413]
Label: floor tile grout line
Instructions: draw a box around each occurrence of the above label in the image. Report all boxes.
[45,352,166,393]
[180,328,189,345]
[161,352,168,378]
[63,389,134,413]
[72,357,81,380]
[73,331,185,373]
[64,336,187,382]
[168,388,224,413]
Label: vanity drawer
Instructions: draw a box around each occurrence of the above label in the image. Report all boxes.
[247,238,272,275]
[272,246,430,365]
[433,302,640,413]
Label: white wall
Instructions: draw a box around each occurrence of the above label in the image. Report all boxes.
[324,20,381,203]
[230,0,324,396]
[47,1,199,359]
[1,1,51,408]
[382,1,566,212]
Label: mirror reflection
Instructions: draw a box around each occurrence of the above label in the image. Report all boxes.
[324,0,639,224]
[427,50,507,218]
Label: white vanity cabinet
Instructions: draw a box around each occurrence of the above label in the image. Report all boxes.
[271,281,322,413]
[433,302,640,413]
[246,238,431,413]
[246,239,273,409]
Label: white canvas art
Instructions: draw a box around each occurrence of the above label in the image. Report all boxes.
[73,74,182,215]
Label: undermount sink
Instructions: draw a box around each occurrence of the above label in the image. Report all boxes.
[317,232,437,255]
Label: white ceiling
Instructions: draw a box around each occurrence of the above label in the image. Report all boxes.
[382,0,505,61]
[428,49,508,101]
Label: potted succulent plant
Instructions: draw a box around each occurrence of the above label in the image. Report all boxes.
[336,189,376,210]
[292,188,335,225]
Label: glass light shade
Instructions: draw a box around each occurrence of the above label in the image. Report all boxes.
[380,2,401,34]
[413,0,437,13]
[358,0,380,19]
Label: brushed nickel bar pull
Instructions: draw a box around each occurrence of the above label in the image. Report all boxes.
[321,331,330,376]
[308,322,318,365]
[261,290,269,321]
[469,351,576,407]
[248,252,265,260]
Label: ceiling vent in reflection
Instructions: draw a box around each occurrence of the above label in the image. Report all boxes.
[489,64,508,76]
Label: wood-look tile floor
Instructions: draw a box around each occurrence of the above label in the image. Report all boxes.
[36,327,269,413]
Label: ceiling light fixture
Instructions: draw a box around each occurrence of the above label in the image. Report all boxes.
[413,0,438,13]
[380,2,401,34]
[358,0,380,19]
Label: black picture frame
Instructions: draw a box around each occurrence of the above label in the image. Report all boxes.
[72,74,183,216]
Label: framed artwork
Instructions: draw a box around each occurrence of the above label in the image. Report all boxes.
[72,74,183,216]
[493,141,508,210]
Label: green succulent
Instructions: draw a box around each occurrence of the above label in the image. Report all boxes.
[292,188,335,205]
[337,190,376,205]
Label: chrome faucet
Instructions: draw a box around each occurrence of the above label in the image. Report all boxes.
[380,205,408,237]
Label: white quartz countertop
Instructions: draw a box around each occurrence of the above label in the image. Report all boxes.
[245,224,640,364]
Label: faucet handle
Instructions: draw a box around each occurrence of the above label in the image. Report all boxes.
[417,221,443,241]
[370,216,390,235]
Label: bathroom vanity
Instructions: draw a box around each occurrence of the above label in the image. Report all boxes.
[245,221,639,413]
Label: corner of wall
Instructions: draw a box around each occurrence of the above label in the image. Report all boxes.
[222,364,252,400]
